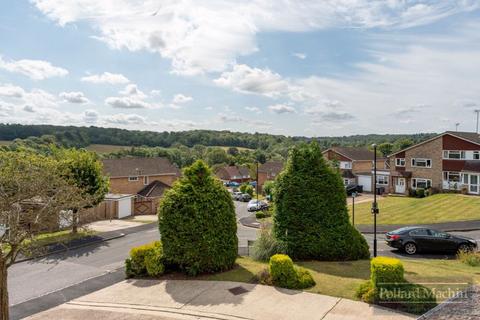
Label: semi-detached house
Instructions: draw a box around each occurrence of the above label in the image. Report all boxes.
[388,131,480,195]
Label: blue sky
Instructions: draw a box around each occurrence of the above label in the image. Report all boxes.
[1,1,480,137]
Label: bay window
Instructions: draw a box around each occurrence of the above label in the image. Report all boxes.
[412,178,431,189]
[443,171,460,182]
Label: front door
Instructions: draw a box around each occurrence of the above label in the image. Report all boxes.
[395,178,406,194]
[469,175,479,194]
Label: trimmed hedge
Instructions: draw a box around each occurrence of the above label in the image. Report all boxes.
[158,160,238,276]
[125,241,164,278]
[356,257,436,314]
[273,142,370,260]
[371,257,404,286]
[269,254,315,289]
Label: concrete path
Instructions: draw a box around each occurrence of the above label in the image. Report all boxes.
[86,219,147,232]
[26,280,415,320]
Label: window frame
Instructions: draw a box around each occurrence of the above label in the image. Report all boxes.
[128,176,139,182]
[395,158,406,167]
[474,151,480,160]
[443,150,466,160]
[376,175,389,185]
[411,158,432,168]
[443,171,461,183]
[143,176,149,185]
[412,178,432,189]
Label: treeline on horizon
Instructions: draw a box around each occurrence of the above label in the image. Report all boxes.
[0,123,436,150]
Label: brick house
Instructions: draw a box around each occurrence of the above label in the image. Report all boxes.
[388,131,480,195]
[102,157,181,214]
[322,147,388,192]
[215,165,251,183]
[258,161,284,192]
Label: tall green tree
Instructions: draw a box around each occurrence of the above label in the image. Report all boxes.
[394,138,414,151]
[55,148,109,233]
[378,142,394,157]
[158,160,238,275]
[273,142,369,260]
[0,151,86,320]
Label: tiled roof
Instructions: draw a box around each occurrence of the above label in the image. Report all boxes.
[216,165,250,179]
[137,180,171,198]
[328,147,381,161]
[258,161,284,174]
[445,131,480,145]
[102,157,180,178]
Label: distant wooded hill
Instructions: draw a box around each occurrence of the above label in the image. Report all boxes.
[0,123,436,150]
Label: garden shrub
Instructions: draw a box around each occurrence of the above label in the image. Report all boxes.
[159,160,238,276]
[273,142,369,261]
[255,209,272,219]
[251,227,286,262]
[416,188,425,198]
[371,257,404,286]
[125,241,164,277]
[269,254,315,289]
[356,257,436,314]
[458,250,480,267]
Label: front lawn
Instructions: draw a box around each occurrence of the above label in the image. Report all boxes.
[202,256,480,303]
[348,194,480,225]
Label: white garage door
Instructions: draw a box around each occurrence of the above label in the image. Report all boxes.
[118,198,132,219]
[358,175,372,192]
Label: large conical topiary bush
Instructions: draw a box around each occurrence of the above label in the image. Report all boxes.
[273,142,369,260]
[158,160,238,275]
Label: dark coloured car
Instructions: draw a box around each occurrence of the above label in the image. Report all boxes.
[346,184,363,196]
[385,226,477,255]
[239,193,252,202]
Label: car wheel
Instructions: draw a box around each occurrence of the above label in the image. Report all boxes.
[458,243,473,253]
[404,242,417,255]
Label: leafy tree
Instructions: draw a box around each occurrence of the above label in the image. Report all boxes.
[263,180,275,198]
[205,148,230,166]
[55,148,109,233]
[394,138,414,151]
[273,142,369,260]
[255,151,267,164]
[0,151,86,320]
[378,143,394,157]
[227,147,239,156]
[158,160,237,275]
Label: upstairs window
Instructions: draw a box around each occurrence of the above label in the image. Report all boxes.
[340,161,352,169]
[143,176,149,185]
[128,176,139,182]
[474,151,480,160]
[395,158,406,167]
[411,158,432,168]
[443,150,465,159]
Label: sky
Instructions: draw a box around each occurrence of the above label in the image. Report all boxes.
[1,1,480,137]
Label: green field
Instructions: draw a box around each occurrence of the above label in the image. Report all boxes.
[349,194,480,225]
[85,144,132,153]
[201,257,479,303]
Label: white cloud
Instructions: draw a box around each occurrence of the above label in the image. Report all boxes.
[23,105,35,113]
[217,112,272,128]
[0,84,25,98]
[81,72,129,84]
[215,64,289,98]
[0,103,13,117]
[172,94,193,104]
[0,56,68,80]
[120,84,147,99]
[293,53,306,59]
[268,104,296,114]
[105,96,151,109]
[83,109,99,123]
[105,113,147,125]
[24,89,57,109]
[32,1,479,75]
[245,106,261,114]
[59,91,89,103]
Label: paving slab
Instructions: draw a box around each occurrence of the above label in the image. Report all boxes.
[25,280,416,320]
[86,219,146,232]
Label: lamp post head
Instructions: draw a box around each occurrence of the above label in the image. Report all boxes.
[371,143,377,149]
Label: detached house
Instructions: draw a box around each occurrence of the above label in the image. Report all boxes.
[102,157,181,215]
[215,165,251,183]
[388,131,480,195]
[322,147,388,192]
[258,161,284,192]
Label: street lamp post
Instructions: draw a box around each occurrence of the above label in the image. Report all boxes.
[371,144,379,257]
[351,192,357,226]
[256,160,259,204]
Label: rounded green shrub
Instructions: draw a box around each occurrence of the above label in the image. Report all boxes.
[269,254,299,289]
[370,256,405,286]
[273,142,369,260]
[145,243,165,276]
[159,160,238,276]
[126,241,164,278]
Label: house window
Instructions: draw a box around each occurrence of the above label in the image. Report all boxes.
[128,176,139,182]
[340,161,352,169]
[411,158,432,168]
[412,178,432,189]
[343,179,350,186]
[395,158,406,167]
[143,176,149,185]
[443,171,460,182]
[474,151,480,160]
[443,150,466,159]
[376,175,389,185]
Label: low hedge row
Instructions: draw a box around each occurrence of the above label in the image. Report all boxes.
[125,241,164,278]
[356,257,436,314]
[269,254,315,289]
